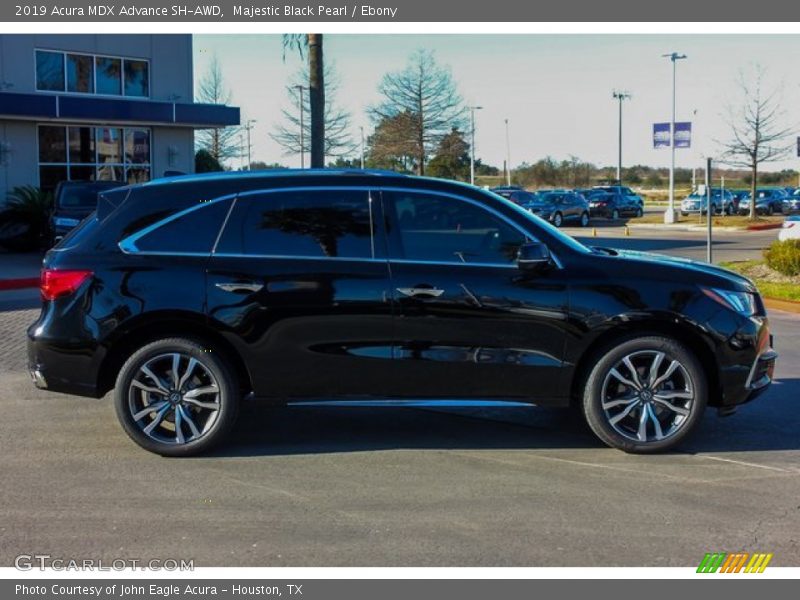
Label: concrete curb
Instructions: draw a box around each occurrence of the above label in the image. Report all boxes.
[0,277,39,291]
[764,297,800,314]
[629,222,782,233]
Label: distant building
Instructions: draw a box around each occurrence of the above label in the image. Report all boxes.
[0,34,239,202]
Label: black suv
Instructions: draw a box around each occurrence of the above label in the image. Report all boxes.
[28,170,776,456]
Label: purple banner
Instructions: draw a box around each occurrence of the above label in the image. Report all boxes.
[674,122,692,148]
[653,123,670,148]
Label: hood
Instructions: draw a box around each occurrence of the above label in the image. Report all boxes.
[595,247,756,292]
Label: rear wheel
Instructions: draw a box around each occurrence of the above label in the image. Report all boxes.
[579,211,590,227]
[114,337,240,456]
[635,207,644,218]
[611,208,620,220]
[725,203,733,216]
[767,204,774,216]
[582,336,707,453]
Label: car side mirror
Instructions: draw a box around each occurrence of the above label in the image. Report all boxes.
[517,242,552,272]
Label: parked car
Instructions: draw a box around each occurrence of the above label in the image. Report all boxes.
[592,185,644,208]
[782,189,800,214]
[50,180,124,244]
[729,189,749,212]
[738,188,787,216]
[777,215,800,241]
[28,170,776,456]
[680,189,736,216]
[491,187,540,207]
[587,191,643,219]
[522,190,590,227]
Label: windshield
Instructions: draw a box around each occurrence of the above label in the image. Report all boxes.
[486,190,590,255]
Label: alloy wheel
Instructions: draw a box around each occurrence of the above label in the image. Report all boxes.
[127,352,221,445]
[599,349,695,443]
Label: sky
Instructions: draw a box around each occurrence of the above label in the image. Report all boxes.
[193,34,800,172]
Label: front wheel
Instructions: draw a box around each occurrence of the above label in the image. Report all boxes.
[581,336,707,453]
[610,208,620,220]
[114,337,240,456]
[552,212,563,227]
[635,207,644,218]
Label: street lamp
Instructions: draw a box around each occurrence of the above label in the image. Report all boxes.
[468,105,483,186]
[244,119,257,170]
[294,85,307,168]
[663,52,687,224]
[504,118,512,186]
[359,125,365,169]
[612,90,631,184]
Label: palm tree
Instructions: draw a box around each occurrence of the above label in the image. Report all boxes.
[282,34,325,168]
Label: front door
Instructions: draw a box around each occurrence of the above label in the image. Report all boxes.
[381,189,570,404]
[206,187,395,399]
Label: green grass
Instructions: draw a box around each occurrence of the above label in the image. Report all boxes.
[720,260,800,302]
[631,213,783,227]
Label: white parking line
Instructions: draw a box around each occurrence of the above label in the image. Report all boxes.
[697,455,793,473]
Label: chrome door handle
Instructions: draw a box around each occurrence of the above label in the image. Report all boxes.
[215,281,264,293]
[396,286,445,298]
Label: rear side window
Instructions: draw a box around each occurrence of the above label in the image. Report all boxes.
[216,189,375,259]
[123,198,232,254]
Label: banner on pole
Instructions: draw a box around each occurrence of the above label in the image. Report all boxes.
[674,122,692,148]
[653,123,670,148]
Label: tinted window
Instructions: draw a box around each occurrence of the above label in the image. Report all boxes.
[218,190,374,259]
[390,192,527,265]
[36,50,64,91]
[132,199,232,254]
[96,57,122,95]
[66,54,93,93]
[124,60,149,97]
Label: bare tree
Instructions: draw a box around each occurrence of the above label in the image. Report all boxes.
[719,64,794,219]
[283,34,325,168]
[271,64,356,160]
[195,54,240,164]
[369,50,466,175]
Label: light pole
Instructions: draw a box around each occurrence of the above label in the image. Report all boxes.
[504,118,512,186]
[612,90,631,184]
[359,126,365,169]
[294,85,307,168]
[244,119,256,170]
[663,52,687,224]
[468,105,482,186]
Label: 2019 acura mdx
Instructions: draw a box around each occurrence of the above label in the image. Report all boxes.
[28,170,776,456]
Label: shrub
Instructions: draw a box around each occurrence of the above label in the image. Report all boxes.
[0,185,53,250]
[764,239,800,276]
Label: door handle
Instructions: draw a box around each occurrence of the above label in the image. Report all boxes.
[215,281,264,294]
[396,286,445,298]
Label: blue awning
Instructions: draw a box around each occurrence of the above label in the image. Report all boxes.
[0,91,239,128]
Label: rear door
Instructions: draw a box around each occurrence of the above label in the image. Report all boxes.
[206,187,394,399]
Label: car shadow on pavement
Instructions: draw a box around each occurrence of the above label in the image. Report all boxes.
[206,378,800,458]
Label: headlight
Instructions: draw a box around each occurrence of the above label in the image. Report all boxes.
[53,217,81,228]
[702,287,757,316]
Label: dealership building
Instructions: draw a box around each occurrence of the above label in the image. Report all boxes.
[0,34,239,201]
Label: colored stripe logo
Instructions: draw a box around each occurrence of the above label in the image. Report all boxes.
[697,552,773,573]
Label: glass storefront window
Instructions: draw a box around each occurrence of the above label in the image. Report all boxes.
[36,51,65,91]
[95,57,122,95]
[38,125,151,191]
[66,54,94,93]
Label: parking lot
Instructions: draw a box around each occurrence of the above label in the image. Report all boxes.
[1,228,799,568]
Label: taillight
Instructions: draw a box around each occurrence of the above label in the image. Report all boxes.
[40,269,93,301]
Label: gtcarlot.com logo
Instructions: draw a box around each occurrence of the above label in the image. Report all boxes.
[697,552,773,573]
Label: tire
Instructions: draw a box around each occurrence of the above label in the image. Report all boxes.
[725,204,733,216]
[767,204,774,216]
[680,212,688,217]
[114,337,240,457]
[552,212,563,227]
[611,208,620,220]
[635,207,643,218]
[581,335,707,454]
[711,204,717,215]
[579,211,590,227]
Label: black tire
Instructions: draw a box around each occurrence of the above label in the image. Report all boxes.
[767,204,774,216]
[114,337,240,457]
[579,211,590,227]
[725,204,733,216]
[581,335,707,454]
[635,207,643,218]
[552,212,563,227]
[611,208,620,220]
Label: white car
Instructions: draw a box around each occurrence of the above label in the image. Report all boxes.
[777,215,800,241]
